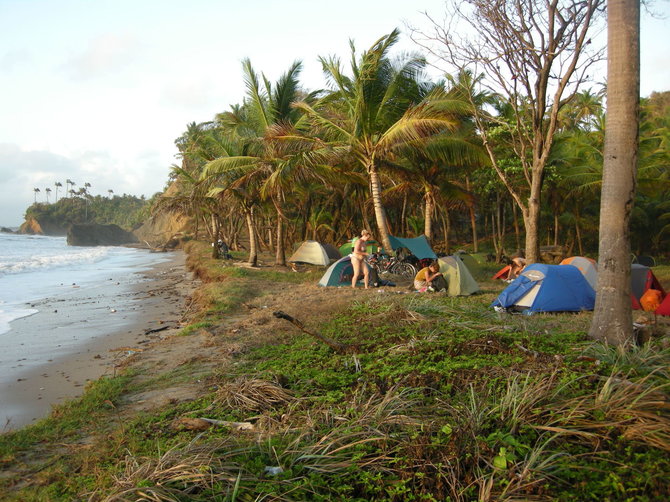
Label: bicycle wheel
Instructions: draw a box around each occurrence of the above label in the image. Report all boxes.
[392,262,417,279]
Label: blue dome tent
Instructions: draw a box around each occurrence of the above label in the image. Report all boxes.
[491,264,595,314]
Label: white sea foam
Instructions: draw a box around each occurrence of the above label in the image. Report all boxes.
[0,233,166,336]
[0,247,108,274]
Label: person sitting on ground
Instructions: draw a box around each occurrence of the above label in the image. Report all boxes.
[508,256,526,280]
[350,229,371,289]
[217,239,233,259]
[414,260,447,292]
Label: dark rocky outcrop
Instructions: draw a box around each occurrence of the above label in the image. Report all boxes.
[1,227,15,234]
[67,224,138,246]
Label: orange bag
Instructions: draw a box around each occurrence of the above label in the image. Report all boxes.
[640,289,663,312]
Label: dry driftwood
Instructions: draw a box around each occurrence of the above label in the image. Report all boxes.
[273,310,356,354]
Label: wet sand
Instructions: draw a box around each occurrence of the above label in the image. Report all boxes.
[0,251,194,432]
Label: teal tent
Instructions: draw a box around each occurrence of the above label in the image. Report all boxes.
[318,255,374,287]
[388,235,437,259]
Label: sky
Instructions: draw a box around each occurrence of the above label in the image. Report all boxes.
[1,0,668,227]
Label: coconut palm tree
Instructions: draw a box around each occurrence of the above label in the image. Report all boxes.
[108,189,114,198]
[45,187,52,203]
[54,181,62,202]
[33,187,40,203]
[293,29,462,254]
[202,59,321,266]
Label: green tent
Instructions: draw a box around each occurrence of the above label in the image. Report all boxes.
[437,255,480,296]
[455,251,482,276]
[339,239,381,256]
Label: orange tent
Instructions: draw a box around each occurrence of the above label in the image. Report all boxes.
[492,264,511,280]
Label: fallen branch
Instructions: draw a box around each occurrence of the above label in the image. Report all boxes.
[273,310,356,354]
[515,343,540,358]
[197,418,254,430]
[144,325,171,335]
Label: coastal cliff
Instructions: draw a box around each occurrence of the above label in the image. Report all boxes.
[132,183,194,248]
[18,217,68,236]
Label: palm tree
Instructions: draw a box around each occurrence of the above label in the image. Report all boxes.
[394,118,487,244]
[33,188,40,203]
[202,59,320,266]
[293,29,462,254]
[589,0,640,345]
[45,187,52,203]
[82,183,91,220]
[67,179,75,198]
[54,181,62,202]
[108,189,114,198]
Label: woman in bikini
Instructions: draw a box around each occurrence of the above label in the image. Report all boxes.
[350,229,371,289]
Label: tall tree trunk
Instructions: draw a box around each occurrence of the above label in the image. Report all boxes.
[589,0,639,345]
[274,202,286,266]
[465,176,478,252]
[369,166,393,254]
[245,208,258,267]
[553,213,559,246]
[211,215,221,259]
[424,189,434,242]
[524,176,542,263]
[511,202,521,253]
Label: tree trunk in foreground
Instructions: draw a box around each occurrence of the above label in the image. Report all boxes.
[589,0,639,345]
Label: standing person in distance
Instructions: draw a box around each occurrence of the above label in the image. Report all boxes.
[350,229,371,289]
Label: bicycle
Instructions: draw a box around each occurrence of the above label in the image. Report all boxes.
[368,252,417,279]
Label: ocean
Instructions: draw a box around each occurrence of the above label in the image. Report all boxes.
[0,233,175,429]
[0,233,164,335]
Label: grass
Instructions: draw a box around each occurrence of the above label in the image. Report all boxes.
[2,244,669,501]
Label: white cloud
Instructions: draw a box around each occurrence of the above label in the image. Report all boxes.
[161,79,219,110]
[60,33,140,80]
[0,144,168,227]
[0,49,32,72]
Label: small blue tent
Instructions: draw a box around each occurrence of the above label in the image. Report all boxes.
[388,235,437,259]
[491,264,595,314]
[318,255,374,287]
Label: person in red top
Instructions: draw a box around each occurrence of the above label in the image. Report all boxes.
[350,229,371,289]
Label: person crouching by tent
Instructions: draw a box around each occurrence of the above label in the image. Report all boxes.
[350,229,372,289]
[414,260,447,292]
[508,256,526,281]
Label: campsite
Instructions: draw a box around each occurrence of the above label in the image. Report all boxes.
[2,240,669,501]
[2,1,669,499]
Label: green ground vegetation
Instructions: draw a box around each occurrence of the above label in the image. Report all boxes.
[0,244,668,501]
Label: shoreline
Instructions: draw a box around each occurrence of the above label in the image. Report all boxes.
[0,251,194,432]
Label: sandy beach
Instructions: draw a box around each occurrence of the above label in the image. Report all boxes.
[0,251,194,432]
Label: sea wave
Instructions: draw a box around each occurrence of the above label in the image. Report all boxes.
[0,247,110,275]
